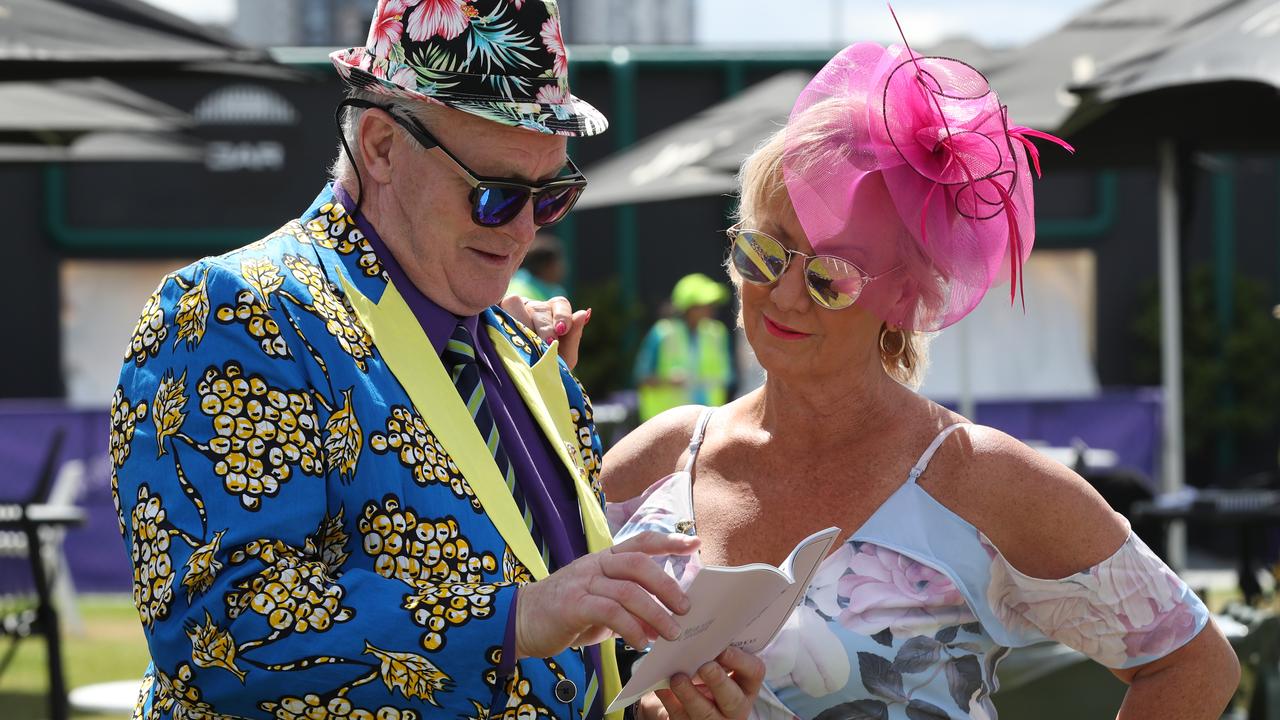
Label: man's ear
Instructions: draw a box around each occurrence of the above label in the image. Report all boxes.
[357,109,398,185]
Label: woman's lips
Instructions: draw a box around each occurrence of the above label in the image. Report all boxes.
[763,315,811,340]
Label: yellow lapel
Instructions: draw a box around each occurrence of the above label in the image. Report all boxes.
[341,277,549,579]
[486,327,612,555]
[342,275,619,715]
[486,325,622,720]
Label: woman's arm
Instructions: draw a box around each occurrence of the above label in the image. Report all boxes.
[1112,620,1240,719]
[929,426,1240,719]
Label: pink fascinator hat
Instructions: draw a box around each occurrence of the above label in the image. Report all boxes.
[783,13,1072,331]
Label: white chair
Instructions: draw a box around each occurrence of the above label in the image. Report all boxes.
[0,458,86,634]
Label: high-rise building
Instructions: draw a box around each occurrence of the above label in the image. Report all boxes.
[557,0,696,45]
[232,0,376,48]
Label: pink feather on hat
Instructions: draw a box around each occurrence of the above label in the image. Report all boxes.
[782,8,1072,331]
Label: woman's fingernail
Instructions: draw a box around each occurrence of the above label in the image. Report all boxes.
[585,308,593,323]
[555,321,568,335]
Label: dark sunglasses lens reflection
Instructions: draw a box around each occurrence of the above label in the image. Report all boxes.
[533,185,583,227]
[473,186,529,227]
[471,184,585,228]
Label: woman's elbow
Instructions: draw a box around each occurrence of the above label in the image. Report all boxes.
[1195,624,1242,708]
[1217,635,1242,696]
[1130,622,1242,712]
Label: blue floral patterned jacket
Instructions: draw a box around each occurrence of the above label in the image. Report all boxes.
[112,186,618,720]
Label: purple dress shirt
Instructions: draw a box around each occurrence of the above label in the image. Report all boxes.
[333,185,602,717]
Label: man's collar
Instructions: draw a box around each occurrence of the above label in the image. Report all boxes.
[331,182,495,375]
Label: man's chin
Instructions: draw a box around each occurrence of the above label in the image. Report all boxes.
[461,285,514,315]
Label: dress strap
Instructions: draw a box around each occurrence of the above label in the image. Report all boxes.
[907,423,969,482]
[682,406,717,475]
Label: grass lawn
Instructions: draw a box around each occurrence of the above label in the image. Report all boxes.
[0,595,150,720]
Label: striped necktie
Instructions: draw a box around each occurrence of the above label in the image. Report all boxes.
[446,322,603,719]
[442,322,551,571]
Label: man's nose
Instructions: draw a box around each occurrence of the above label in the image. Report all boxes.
[507,197,540,238]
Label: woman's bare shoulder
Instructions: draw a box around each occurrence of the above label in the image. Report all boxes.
[600,404,707,502]
[923,424,1130,579]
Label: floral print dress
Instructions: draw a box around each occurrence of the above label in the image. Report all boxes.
[607,409,1210,720]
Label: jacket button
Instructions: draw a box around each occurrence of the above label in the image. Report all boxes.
[554,678,577,704]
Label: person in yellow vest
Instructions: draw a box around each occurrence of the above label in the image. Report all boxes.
[506,233,568,302]
[635,273,735,421]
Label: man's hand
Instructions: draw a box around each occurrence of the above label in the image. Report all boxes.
[500,295,590,369]
[515,532,698,659]
[639,647,766,720]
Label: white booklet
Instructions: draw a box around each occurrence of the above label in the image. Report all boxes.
[607,526,842,713]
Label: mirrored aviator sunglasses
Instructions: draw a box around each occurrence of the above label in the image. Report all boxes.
[730,229,887,310]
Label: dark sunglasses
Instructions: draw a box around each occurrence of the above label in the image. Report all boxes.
[338,98,588,228]
[729,228,899,310]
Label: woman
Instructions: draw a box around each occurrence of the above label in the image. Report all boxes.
[600,41,1240,720]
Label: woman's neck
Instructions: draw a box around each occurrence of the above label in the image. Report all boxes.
[749,359,908,449]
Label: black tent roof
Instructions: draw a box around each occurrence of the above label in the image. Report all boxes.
[0,0,269,69]
[984,0,1229,131]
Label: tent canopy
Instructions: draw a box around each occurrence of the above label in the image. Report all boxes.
[1062,0,1280,150]
[985,0,1229,133]
[0,0,269,68]
[578,71,811,210]
[0,77,191,133]
[1083,0,1280,100]
[0,75,199,163]
[0,131,201,162]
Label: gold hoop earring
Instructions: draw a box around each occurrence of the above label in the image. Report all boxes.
[879,325,906,360]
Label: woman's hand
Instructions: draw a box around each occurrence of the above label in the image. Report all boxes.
[638,647,766,720]
[500,294,590,369]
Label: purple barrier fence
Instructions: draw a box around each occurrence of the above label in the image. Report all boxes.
[0,402,123,594]
[962,388,1163,490]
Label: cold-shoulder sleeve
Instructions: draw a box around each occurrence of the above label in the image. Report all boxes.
[983,531,1210,669]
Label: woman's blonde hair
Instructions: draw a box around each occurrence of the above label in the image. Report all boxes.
[729,104,934,388]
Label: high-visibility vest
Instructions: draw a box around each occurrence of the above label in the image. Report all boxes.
[637,318,732,421]
[505,269,565,303]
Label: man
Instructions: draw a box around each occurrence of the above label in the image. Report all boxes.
[111,2,761,718]
[634,274,735,422]
[507,234,569,302]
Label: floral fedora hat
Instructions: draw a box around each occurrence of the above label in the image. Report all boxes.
[331,0,608,137]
